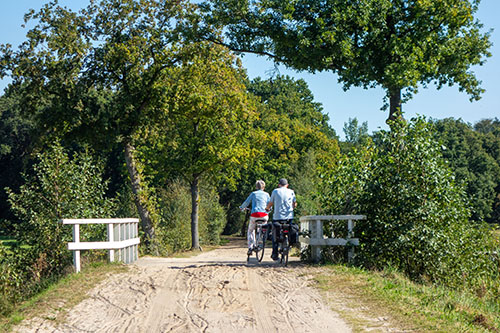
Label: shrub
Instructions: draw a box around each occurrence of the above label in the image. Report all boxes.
[155,182,192,255]
[318,117,500,289]
[1,142,116,314]
[155,180,226,255]
[199,186,226,245]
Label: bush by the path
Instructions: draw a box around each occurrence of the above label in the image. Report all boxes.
[318,117,500,291]
[155,181,226,255]
[1,143,116,314]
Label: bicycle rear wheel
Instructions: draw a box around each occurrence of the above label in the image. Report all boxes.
[280,235,289,266]
[256,229,266,262]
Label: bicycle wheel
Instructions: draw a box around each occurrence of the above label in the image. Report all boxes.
[256,228,266,262]
[280,235,289,267]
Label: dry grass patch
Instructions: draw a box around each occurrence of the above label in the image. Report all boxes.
[0,261,128,332]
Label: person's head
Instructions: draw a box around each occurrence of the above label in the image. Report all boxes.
[278,178,288,188]
[255,180,266,190]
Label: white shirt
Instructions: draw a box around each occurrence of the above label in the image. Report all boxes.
[270,187,296,220]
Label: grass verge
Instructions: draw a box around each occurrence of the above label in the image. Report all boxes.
[0,261,129,332]
[314,265,500,332]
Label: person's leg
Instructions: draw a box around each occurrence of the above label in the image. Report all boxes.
[271,221,280,259]
[247,217,257,254]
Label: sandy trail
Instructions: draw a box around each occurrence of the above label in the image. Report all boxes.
[18,238,351,332]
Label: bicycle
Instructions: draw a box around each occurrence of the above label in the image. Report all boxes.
[248,221,271,262]
[242,208,270,262]
[273,220,292,267]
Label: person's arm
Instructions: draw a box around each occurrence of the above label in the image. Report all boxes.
[292,190,297,208]
[239,193,253,210]
[266,191,274,212]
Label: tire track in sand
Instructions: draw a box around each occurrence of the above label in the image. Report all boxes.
[14,239,351,333]
[246,267,277,332]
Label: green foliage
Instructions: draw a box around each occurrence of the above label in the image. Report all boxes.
[0,91,37,232]
[134,42,256,248]
[155,183,192,254]
[318,143,374,216]
[204,0,491,118]
[433,118,500,223]
[154,181,226,255]
[0,0,205,248]
[0,0,199,142]
[218,75,339,233]
[343,118,369,145]
[0,247,23,315]
[341,117,370,153]
[1,142,116,315]
[8,143,116,249]
[319,117,499,288]
[158,42,257,183]
[199,187,226,245]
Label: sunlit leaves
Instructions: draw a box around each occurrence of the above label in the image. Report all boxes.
[204,0,491,116]
[319,117,499,287]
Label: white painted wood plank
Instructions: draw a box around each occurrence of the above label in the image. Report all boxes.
[299,237,359,246]
[107,223,115,262]
[73,224,81,273]
[61,218,139,225]
[68,238,140,250]
[299,215,366,222]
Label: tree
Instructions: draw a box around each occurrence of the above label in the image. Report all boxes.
[343,117,369,145]
[7,142,116,276]
[433,118,500,223]
[138,43,257,250]
[219,75,340,234]
[0,90,37,232]
[319,117,499,288]
[202,0,491,121]
[0,0,200,252]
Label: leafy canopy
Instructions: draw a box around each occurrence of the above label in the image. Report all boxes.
[203,0,491,116]
[138,42,257,184]
[0,0,198,143]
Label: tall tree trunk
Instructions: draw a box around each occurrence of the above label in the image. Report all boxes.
[190,176,201,250]
[240,209,249,237]
[124,141,157,254]
[388,87,403,122]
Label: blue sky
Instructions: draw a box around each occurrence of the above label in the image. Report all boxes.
[1,1,498,138]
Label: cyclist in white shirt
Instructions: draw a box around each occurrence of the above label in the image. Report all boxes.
[266,178,297,260]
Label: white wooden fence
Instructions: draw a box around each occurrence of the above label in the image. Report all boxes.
[299,215,366,263]
[61,218,140,273]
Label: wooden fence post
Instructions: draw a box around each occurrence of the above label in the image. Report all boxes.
[347,218,354,262]
[73,224,81,273]
[107,223,115,262]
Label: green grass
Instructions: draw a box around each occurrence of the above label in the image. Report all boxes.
[314,265,500,332]
[0,261,128,332]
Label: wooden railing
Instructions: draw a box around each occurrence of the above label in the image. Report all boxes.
[299,215,366,263]
[61,218,140,273]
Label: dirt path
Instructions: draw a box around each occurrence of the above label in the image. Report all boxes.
[17,238,351,332]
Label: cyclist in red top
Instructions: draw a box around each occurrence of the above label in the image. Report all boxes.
[240,180,271,255]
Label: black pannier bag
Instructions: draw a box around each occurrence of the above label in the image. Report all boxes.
[289,223,300,245]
